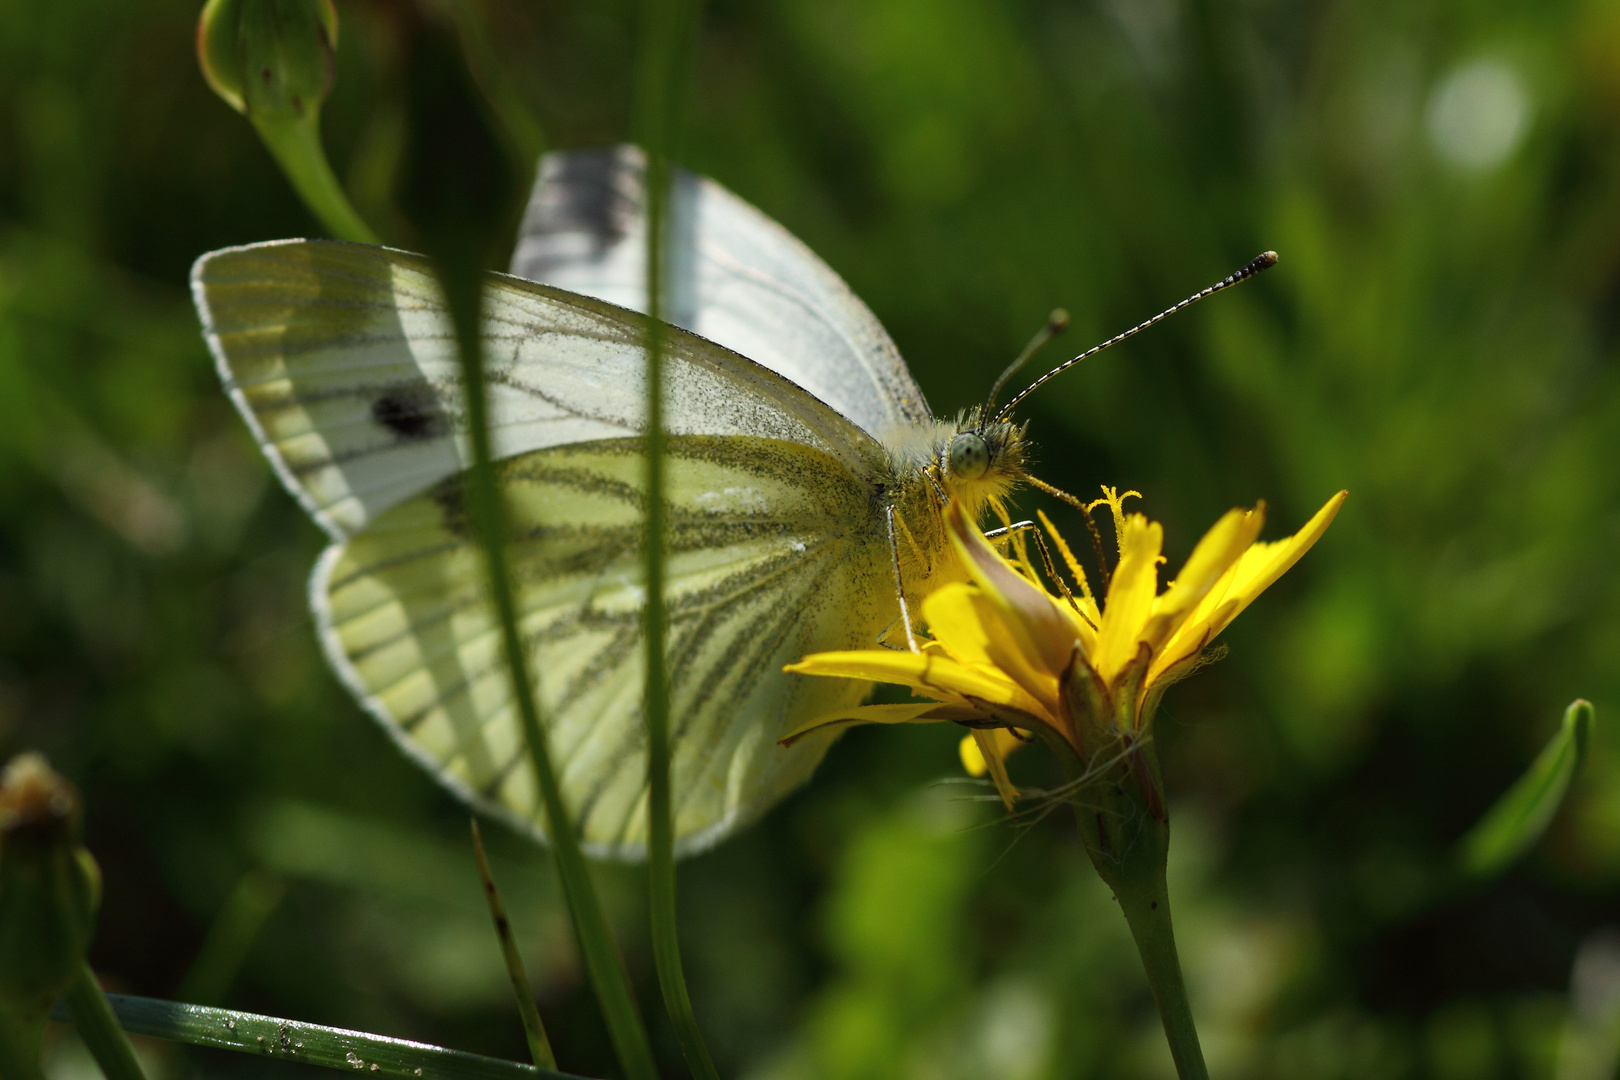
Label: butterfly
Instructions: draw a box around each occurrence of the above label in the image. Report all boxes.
[192,146,1101,858]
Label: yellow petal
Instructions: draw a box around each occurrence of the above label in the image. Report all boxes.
[1218,488,1347,615]
[925,577,1067,720]
[777,702,978,747]
[1092,514,1163,683]
[1148,491,1346,684]
[1206,490,1346,638]
[959,727,1030,776]
[960,732,990,775]
[945,500,1079,681]
[1140,505,1264,653]
[972,728,1021,810]
[920,583,998,670]
[785,649,1041,716]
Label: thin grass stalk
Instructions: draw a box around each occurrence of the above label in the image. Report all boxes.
[471,820,557,1071]
[637,0,718,1077]
[441,269,658,1080]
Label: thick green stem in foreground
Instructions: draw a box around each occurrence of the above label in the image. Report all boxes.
[62,962,147,1080]
[443,272,657,1080]
[635,0,718,1076]
[1058,735,1208,1080]
[253,115,379,244]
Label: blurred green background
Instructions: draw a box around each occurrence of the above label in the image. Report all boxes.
[3,0,1620,1077]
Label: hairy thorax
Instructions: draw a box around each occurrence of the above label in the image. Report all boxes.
[878,412,1030,608]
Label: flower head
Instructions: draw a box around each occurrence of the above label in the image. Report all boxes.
[783,488,1347,809]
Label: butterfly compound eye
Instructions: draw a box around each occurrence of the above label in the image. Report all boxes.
[948,432,990,480]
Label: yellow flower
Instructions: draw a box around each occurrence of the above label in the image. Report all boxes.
[783,487,1347,809]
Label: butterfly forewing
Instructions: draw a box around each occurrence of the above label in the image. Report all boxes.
[316,437,891,856]
[194,239,884,538]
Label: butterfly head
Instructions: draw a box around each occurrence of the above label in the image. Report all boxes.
[939,408,1029,515]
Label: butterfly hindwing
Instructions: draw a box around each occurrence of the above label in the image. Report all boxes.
[317,436,894,855]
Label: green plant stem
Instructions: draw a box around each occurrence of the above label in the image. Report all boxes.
[61,962,147,1080]
[471,820,557,1071]
[1050,731,1207,1080]
[1110,864,1207,1080]
[55,993,587,1079]
[253,114,380,244]
[441,269,657,1080]
[636,0,719,1077]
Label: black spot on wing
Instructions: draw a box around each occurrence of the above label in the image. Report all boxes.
[372,383,449,441]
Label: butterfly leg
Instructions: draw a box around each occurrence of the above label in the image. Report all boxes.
[873,615,905,650]
[982,519,1035,540]
[884,503,920,653]
[992,519,1098,630]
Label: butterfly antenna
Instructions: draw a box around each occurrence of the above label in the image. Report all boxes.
[984,308,1069,420]
[992,251,1278,422]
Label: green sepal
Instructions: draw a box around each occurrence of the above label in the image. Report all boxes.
[197,0,337,119]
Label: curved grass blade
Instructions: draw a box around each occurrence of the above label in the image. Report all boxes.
[55,994,590,1080]
[471,820,557,1071]
[636,0,720,1077]
[1458,699,1595,879]
[446,230,658,1080]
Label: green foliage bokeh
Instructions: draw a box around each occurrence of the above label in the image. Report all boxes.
[2,0,1619,1077]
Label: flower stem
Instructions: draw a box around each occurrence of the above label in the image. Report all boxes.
[1056,733,1208,1080]
[252,114,379,244]
[62,961,148,1080]
[1110,863,1208,1080]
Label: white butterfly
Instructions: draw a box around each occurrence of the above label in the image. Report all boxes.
[192,145,1033,858]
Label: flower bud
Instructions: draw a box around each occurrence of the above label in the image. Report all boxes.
[197,0,338,122]
[0,755,102,1016]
